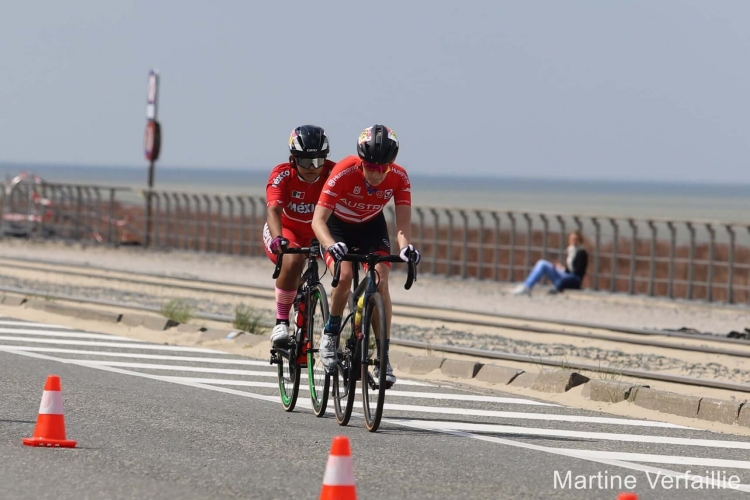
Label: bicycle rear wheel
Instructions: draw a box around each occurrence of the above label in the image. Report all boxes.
[361,292,387,432]
[332,296,358,426]
[308,283,330,417]
[277,303,301,412]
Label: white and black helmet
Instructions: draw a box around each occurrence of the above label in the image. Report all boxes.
[288,125,330,160]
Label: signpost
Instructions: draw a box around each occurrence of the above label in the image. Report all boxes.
[144,69,161,247]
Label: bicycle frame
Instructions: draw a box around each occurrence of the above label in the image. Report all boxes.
[270,242,323,367]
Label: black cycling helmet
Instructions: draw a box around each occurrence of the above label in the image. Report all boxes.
[288,125,330,159]
[357,124,399,165]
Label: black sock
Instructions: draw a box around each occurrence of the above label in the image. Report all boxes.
[325,315,342,334]
[275,319,289,326]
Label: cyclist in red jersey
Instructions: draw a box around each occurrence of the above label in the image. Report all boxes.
[264,125,336,345]
[312,124,421,385]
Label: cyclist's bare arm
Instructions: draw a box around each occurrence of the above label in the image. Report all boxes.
[266,204,284,240]
[394,205,412,250]
[312,205,336,251]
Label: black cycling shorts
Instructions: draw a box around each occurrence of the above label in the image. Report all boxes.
[326,212,391,256]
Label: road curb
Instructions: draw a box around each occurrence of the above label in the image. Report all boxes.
[475,364,524,385]
[531,370,589,393]
[440,359,482,379]
[508,371,537,388]
[2,294,27,306]
[581,379,649,403]
[632,388,701,418]
[697,398,744,425]
[407,356,445,375]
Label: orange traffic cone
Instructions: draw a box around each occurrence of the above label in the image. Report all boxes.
[617,493,638,500]
[320,436,356,500]
[22,375,76,448]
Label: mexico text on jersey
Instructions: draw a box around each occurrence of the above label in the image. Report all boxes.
[316,155,411,223]
[265,161,336,235]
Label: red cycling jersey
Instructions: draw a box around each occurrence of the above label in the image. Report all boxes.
[266,160,336,237]
[316,155,411,223]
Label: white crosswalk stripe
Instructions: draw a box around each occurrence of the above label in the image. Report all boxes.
[3,316,750,487]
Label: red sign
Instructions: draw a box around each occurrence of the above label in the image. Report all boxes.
[144,120,161,161]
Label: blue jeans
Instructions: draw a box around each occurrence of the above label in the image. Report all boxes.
[524,260,580,290]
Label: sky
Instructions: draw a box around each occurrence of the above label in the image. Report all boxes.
[2,1,750,183]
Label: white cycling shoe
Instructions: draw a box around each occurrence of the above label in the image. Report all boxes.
[270,323,291,345]
[319,332,339,374]
[373,360,397,385]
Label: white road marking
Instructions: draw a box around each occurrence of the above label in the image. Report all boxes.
[566,450,750,470]
[379,390,557,407]
[385,419,750,493]
[0,320,73,329]
[42,360,436,387]
[0,336,223,353]
[0,347,271,365]
[156,376,556,407]
[0,328,146,342]
[5,347,749,493]
[388,419,750,450]
[377,403,689,429]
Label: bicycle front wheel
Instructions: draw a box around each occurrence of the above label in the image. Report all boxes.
[333,295,358,426]
[278,303,301,412]
[308,283,330,417]
[361,292,387,432]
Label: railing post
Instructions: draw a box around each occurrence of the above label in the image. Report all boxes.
[540,214,549,263]
[75,186,83,240]
[647,220,657,297]
[445,209,454,277]
[82,187,94,240]
[182,193,191,250]
[508,212,517,282]
[226,196,235,254]
[192,195,201,250]
[430,208,439,275]
[667,221,676,299]
[609,218,619,292]
[591,218,601,291]
[491,212,500,281]
[151,193,161,247]
[687,222,695,300]
[172,193,182,250]
[726,225,735,304]
[706,223,715,302]
[249,197,258,256]
[237,197,246,255]
[523,213,532,276]
[459,210,469,279]
[475,210,485,280]
[628,219,637,294]
[214,195,224,253]
[202,195,212,252]
[162,192,172,247]
[556,215,566,264]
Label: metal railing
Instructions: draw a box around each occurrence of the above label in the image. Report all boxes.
[3,183,750,305]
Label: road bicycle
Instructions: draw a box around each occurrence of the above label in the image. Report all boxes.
[330,250,417,432]
[269,240,330,415]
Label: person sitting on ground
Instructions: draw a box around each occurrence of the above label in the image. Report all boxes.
[512,230,588,295]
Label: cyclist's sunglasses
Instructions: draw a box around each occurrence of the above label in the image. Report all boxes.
[296,157,326,169]
[362,161,391,174]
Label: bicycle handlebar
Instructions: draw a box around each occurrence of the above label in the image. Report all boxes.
[331,253,417,290]
[271,242,321,279]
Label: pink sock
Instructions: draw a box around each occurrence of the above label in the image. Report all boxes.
[276,287,296,322]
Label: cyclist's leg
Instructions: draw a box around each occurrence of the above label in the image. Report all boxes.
[266,225,306,344]
[319,216,354,372]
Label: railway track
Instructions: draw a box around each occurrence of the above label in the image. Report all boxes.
[2,255,750,393]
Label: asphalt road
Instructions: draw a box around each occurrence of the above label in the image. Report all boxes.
[1,318,750,499]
